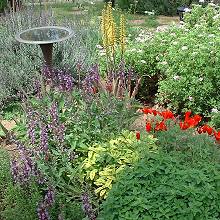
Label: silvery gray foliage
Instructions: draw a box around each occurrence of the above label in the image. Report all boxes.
[0,4,100,106]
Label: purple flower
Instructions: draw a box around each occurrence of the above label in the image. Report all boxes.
[82,64,100,95]
[37,187,55,220]
[37,202,50,220]
[49,102,59,127]
[57,123,65,143]
[44,187,55,206]
[35,80,42,99]
[11,159,19,183]
[40,124,49,153]
[27,108,38,145]
[42,66,74,92]
[81,192,96,220]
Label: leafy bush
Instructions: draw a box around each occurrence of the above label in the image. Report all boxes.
[154,119,220,163]
[0,0,7,12]
[123,4,220,114]
[117,0,198,15]
[210,110,220,129]
[82,131,157,198]
[99,151,220,220]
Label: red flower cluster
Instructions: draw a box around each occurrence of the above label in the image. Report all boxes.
[135,108,220,144]
[179,111,202,130]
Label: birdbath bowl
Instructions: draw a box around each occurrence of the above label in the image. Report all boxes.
[15,26,74,67]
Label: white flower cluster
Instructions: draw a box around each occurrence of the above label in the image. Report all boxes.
[135,30,154,43]
[144,10,155,16]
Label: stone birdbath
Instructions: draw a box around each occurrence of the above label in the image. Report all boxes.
[15,26,74,67]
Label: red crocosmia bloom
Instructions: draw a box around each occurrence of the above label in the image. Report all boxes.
[214,131,220,141]
[155,120,167,131]
[142,108,157,115]
[185,111,192,121]
[152,110,158,116]
[160,110,175,120]
[193,114,202,125]
[179,121,190,130]
[146,122,152,132]
[198,124,213,135]
[182,112,202,129]
[142,108,152,114]
[136,131,140,140]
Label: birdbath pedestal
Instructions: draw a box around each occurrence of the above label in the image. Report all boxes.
[15,26,74,67]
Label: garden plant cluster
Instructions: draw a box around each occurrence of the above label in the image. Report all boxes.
[0,1,220,220]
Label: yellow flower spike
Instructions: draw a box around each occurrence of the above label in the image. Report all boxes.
[120,14,126,56]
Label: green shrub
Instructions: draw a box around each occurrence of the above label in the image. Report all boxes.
[210,110,220,129]
[117,0,198,15]
[123,4,220,114]
[99,152,220,220]
[0,0,7,12]
[155,119,220,163]
[156,5,220,114]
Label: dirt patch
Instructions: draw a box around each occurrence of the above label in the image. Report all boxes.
[131,105,167,131]
[157,16,179,25]
[1,120,16,132]
[129,19,145,25]
[0,137,18,157]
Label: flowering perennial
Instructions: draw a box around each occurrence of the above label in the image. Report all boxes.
[136,108,220,143]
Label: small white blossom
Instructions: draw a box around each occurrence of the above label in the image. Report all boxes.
[99,50,106,56]
[198,77,203,81]
[96,44,103,49]
[130,48,137,52]
[182,46,188,50]
[137,49,143,53]
[188,96,193,101]
[90,1,94,4]
[211,108,219,113]
[173,75,180,80]
[140,60,146,64]
[199,0,205,3]
[161,61,168,65]
[192,52,197,56]
[184,8,191,13]
[213,14,220,20]
[209,3,216,7]
[208,34,215,38]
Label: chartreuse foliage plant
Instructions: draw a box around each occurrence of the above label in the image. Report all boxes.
[82,131,157,198]
[99,151,220,220]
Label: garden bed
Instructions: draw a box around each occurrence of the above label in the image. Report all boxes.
[1,1,220,220]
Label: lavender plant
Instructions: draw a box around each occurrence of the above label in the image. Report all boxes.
[0,4,100,106]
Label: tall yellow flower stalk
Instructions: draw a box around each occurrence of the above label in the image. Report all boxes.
[119,14,126,56]
[101,3,117,65]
